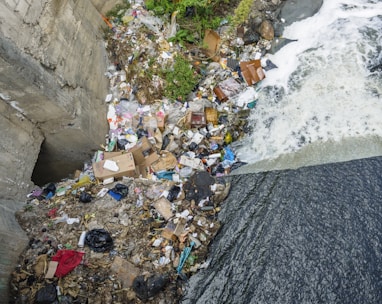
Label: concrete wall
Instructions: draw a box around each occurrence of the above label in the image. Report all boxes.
[0,0,119,300]
[0,0,110,196]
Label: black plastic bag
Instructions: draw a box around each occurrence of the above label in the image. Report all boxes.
[42,183,56,199]
[117,138,129,150]
[133,274,169,300]
[161,134,170,150]
[184,171,214,203]
[85,229,113,252]
[35,283,57,304]
[108,183,129,201]
[167,185,181,202]
[79,192,92,203]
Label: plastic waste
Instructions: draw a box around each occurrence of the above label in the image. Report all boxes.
[184,171,214,203]
[54,213,80,225]
[137,14,164,35]
[73,175,92,189]
[42,183,56,199]
[167,185,181,202]
[177,241,195,273]
[108,183,129,201]
[156,171,175,180]
[35,284,57,304]
[78,231,87,248]
[132,274,169,300]
[51,250,85,277]
[85,229,114,252]
[179,166,193,178]
[223,146,235,161]
[79,192,92,203]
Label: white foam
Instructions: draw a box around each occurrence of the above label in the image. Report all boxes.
[237,0,382,165]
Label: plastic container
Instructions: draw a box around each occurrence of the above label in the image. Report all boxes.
[78,231,87,248]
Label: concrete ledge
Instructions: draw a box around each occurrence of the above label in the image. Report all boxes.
[0,201,28,302]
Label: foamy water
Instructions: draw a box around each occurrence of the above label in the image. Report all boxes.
[236,0,382,168]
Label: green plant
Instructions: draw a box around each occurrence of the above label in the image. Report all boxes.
[231,0,252,27]
[168,29,195,47]
[145,0,175,15]
[146,0,230,44]
[163,55,201,101]
[24,204,34,212]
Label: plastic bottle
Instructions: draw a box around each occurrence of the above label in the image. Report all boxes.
[78,231,87,248]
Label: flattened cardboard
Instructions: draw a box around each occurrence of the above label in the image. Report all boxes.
[151,151,178,172]
[203,29,221,62]
[110,256,140,288]
[153,197,173,220]
[93,152,136,180]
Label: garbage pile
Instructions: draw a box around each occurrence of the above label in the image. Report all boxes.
[11,1,280,303]
[12,170,229,302]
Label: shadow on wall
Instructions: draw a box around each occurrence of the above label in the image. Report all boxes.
[31,140,84,187]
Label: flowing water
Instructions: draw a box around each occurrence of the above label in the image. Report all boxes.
[183,1,382,303]
[234,0,382,172]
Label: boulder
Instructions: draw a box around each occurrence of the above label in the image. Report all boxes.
[258,20,275,40]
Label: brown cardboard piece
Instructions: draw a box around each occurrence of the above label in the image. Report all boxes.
[185,111,206,129]
[110,256,140,288]
[103,151,124,159]
[93,152,137,181]
[203,29,221,62]
[151,151,178,172]
[240,59,266,85]
[153,197,173,220]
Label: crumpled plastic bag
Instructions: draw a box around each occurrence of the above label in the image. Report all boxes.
[79,191,92,203]
[133,274,169,300]
[108,183,129,201]
[167,185,181,202]
[51,250,85,277]
[85,229,114,252]
[35,283,57,303]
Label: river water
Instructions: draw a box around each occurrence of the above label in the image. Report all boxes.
[183,1,382,303]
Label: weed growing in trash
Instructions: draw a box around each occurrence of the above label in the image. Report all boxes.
[145,0,175,15]
[167,29,195,47]
[146,0,230,41]
[163,55,201,101]
[232,0,254,27]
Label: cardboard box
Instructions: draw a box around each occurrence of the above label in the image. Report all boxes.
[240,59,265,85]
[185,111,206,129]
[93,152,137,180]
[104,151,124,159]
[128,136,159,177]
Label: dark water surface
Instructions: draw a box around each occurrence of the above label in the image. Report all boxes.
[183,156,382,303]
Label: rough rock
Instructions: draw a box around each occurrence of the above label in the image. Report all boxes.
[258,20,275,40]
